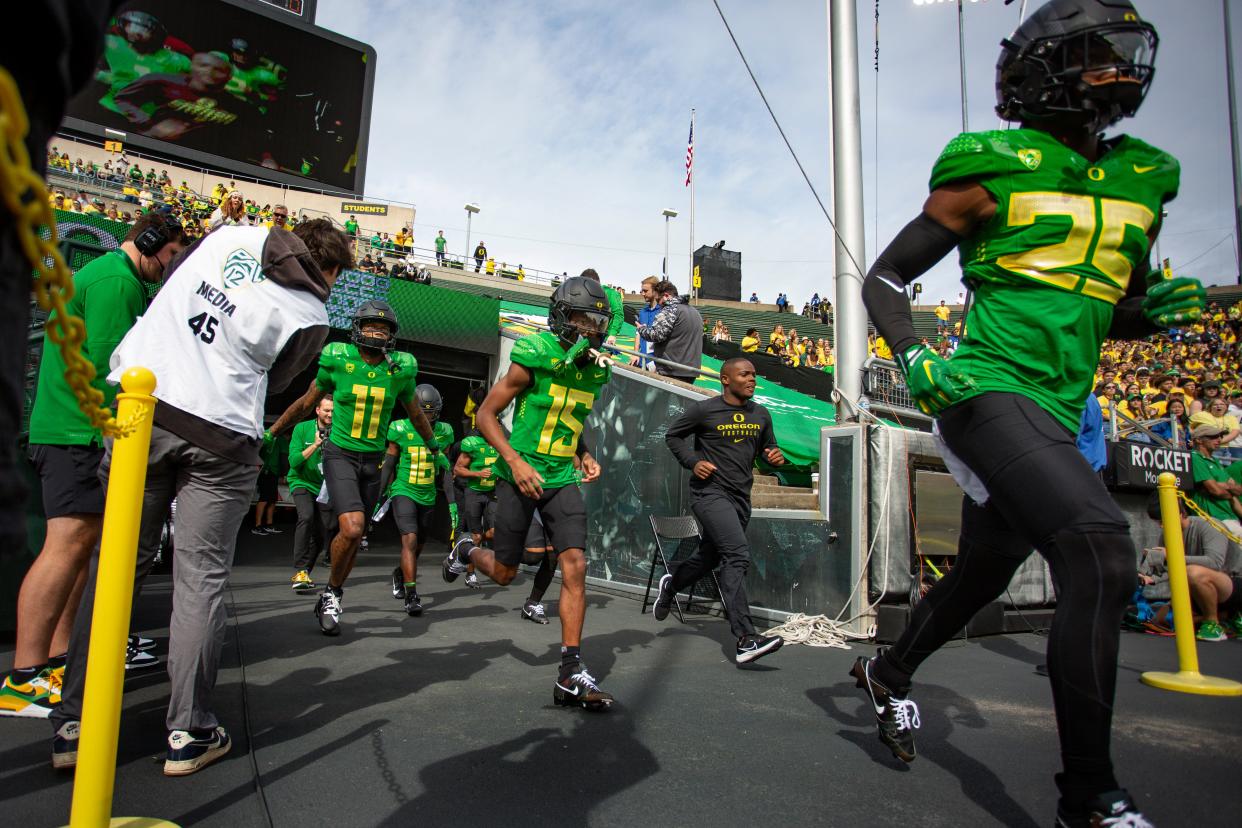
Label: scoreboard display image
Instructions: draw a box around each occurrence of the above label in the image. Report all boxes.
[64,0,374,193]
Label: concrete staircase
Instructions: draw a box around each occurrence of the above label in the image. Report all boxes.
[751,473,819,511]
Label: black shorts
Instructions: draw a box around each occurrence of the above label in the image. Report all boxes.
[256,471,279,502]
[29,443,105,518]
[391,495,435,537]
[1221,576,1242,614]
[321,440,384,517]
[492,479,586,567]
[462,487,496,534]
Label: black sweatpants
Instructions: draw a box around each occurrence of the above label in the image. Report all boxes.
[671,490,758,639]
[877,392,1136,810]
[291,489,336,572]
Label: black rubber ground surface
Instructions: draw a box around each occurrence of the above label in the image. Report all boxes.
[4,529,1240,827]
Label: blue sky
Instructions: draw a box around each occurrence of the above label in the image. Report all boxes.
[317,0,1241,306]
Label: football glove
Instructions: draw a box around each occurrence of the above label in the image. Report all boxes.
[448,502,459,529]
[434,452,450,473]
[1142,277,1205,327]
[897,344,977,416]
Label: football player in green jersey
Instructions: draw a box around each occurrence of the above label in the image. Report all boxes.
[856,2,1202,824]
[443,276,615,709]
[379,384,455,616]
[454,432,501,549]
[270,300,439,636]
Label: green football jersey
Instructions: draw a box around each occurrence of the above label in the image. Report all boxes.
[386,419,454,504]
[459,435,500,492]
[97,35,191,114]
[498,332,611,489]
[931,128,1179,432]
[316,342,418,453]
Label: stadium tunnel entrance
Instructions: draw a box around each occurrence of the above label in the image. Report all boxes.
[264,331,496,547]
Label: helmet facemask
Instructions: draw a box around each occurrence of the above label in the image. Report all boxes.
[351,319,396,353]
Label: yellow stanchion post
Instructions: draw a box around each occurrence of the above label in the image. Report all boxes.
[1140,472,1242,697]
[66,368,179,828]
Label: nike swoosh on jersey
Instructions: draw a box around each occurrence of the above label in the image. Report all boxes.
[732,438,746,443]
[1133,164,1157,174]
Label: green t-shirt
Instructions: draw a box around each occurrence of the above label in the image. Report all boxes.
[287,418,325,495]
[386,418,454,504]
[345,219,359,235]
[459,435,500,492]
[315,342,417,453]
[1191,450,1236,522]
[30,250,148,446]
[434,235,447,253]
[497,332,611,489]
[930,128,1179,432]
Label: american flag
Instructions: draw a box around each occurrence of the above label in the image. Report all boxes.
[684,121,694,187]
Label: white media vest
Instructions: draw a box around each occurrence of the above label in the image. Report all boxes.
[109,226,328,439]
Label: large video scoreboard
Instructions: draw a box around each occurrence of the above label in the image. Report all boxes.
[63,0,374,194]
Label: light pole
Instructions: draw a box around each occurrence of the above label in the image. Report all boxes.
[463,203,480,267]
[1224,0,1242,282]
[661,208,678,277]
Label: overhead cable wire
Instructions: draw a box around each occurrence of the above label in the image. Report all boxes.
[710,0,868,280]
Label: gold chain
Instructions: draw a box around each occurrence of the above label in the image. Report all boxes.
[0,68,143,438]
[1175,489,1242,544]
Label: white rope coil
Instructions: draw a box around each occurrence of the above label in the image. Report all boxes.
[763,613,871,650]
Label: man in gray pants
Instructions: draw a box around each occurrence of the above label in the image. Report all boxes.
[50,219,351,776]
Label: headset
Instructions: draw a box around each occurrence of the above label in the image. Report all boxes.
[133,212,183,257]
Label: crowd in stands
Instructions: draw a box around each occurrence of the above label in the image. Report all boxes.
[730,321,836,373]
[47,148,302,244]
[1093,300,1242,456]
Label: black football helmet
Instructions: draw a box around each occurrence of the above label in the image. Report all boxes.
[548,277,612,351]
[415,384,442,424]
[995,0,1157,134]
[351,299,398,353]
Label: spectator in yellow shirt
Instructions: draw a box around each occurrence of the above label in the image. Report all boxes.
[740,328,760,353]
[934,300,951,335]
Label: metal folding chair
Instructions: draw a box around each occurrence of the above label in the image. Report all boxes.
[642,514,726,621]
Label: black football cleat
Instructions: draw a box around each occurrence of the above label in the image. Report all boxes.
[554,665,614,711]
[851,654,919,763]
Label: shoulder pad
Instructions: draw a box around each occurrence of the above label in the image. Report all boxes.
[930,131,1032,191]
[1116,136,1180,201]
[323,342,349,359]
[393,351,417,371]
[387,420,407,441]
[511,333,560,370]
[434,421,455,447]
[460,435,485,453]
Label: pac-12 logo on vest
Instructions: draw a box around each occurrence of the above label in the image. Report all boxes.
[222,248,264,288]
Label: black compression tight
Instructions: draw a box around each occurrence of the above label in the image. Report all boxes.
[528,553,556,603]
[876,393,1137,811]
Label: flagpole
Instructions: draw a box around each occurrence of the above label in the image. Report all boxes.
[688,108,696,302]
